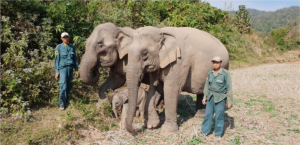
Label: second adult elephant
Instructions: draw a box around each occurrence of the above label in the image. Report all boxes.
[80,23,163,109]
[125,26,229,135]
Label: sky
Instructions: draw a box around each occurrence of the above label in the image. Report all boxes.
[205,0,300,11]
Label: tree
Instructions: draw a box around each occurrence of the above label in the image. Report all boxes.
[235,5,251,35]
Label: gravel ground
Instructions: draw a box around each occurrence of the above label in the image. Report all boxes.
[77,61,300,145]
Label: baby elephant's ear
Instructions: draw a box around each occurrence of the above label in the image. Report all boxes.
[159,33,181,68]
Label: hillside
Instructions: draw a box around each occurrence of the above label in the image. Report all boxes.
[250,6,299,32]
[284,16,300,40]
[230,6,300,32]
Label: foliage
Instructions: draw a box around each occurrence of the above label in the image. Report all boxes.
[187,136,204,145]
[234,5,251,35]
[264,18,299,51]
[1,1,57,120]
[0,0,98,119]
[248,6,300,32]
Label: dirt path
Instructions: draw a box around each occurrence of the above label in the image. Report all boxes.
[75,61,300,144]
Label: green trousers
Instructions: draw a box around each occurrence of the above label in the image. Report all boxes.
[59,67,73,107]
[201,96,225,136]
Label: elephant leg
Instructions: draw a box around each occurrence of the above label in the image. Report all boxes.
[120,103,128,130]
[161,82,179,132]
[194,94,206,118]
[145,84,161,129]
[139,97,146,121]
[135,109,140,118]
[155,82,164,109]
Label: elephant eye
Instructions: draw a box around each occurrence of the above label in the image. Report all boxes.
[141,51,148,60]
[98,43,103,48]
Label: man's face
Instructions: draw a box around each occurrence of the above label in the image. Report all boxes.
[61,36,70,43]
[212,61,222,70]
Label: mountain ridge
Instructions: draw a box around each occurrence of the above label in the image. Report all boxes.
[230,6,300,32]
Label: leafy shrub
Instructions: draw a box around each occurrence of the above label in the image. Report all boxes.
[1,1,57,119]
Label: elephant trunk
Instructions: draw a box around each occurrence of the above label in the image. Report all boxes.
[112,99,119,119]
[125,64,143,136]
[79,52,100,85]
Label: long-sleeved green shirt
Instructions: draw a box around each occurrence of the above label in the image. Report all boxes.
[54,43,79,73]
[203,68,233,104]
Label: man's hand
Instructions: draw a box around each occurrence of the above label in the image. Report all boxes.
[55,73,59,80]
[75,71,79,78]
[202,99,207,105]
[226,104,232,109]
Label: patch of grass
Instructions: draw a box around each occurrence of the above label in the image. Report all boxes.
[65,110,74,120]
[270,113,279,118]
[233,98,243,104]
[244,100,254,107]
[250,98,264,103]
[287,128,300,133]
[140,139,147,144]
[187,136,204,145]
[247,110,254,116]
[289,114,298,120]
[97,125,110,131]
[260,94,267,98]
[162,138,168,142]
[230,135,241,145]
[101,102,114,118]
[262,101,275,112]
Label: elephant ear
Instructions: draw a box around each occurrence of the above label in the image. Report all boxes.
[117,27,134,59]
[159,33,181,68]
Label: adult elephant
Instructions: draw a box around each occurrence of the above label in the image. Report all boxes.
[80,23,134,100]
[80,23,162,107]
[125,26,229,135]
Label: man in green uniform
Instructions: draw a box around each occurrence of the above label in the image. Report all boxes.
[201,56,233,142]
[54,32,79,111]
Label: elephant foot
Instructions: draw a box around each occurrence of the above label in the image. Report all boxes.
[161,122,178,132]
[145,116,160,129]
[120,121,126,130]
[194,109,206,118]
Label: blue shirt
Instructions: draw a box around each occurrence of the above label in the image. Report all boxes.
[54,43,79,73]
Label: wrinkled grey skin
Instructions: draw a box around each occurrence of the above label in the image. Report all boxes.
[112,87,147,129]
[80,23,134,102]
[80,23,161,108]
[125,26,229,135]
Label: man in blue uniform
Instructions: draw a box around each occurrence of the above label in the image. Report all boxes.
[201,56,233,142]
[54,32,79,111]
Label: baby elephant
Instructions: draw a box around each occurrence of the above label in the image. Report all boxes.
[112,87,147,128]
